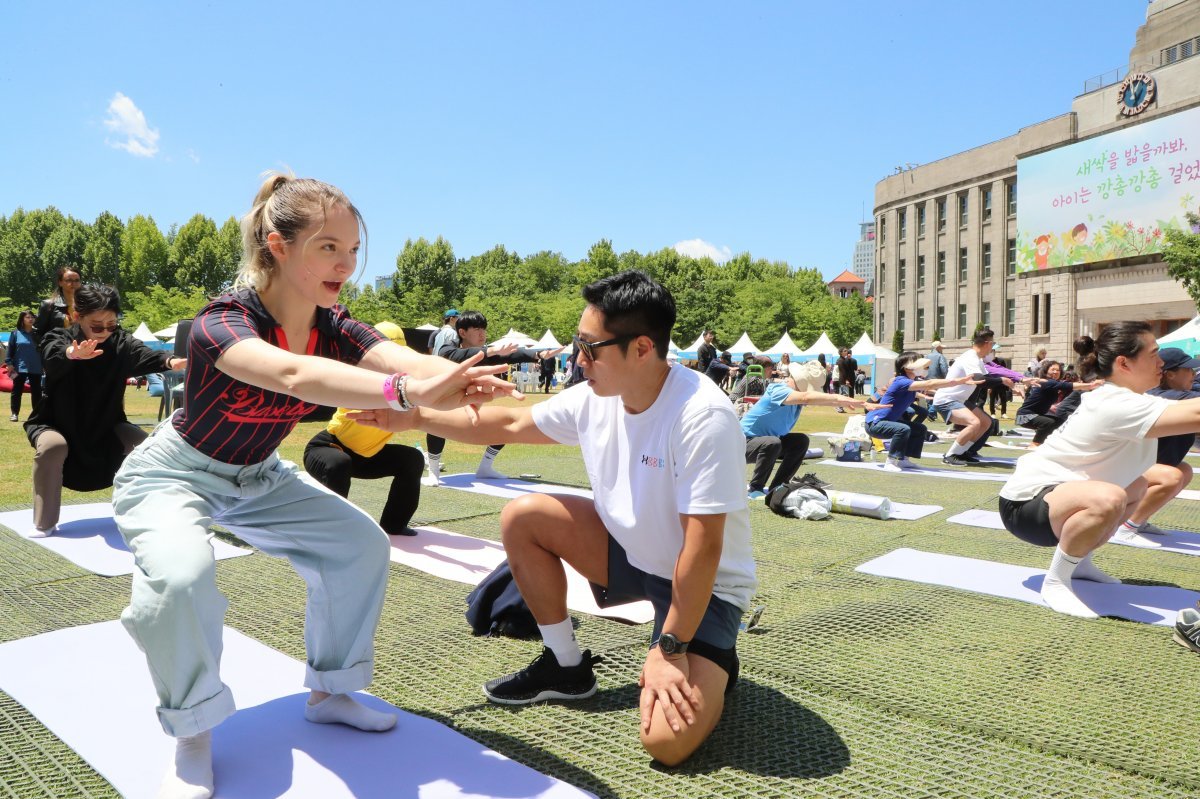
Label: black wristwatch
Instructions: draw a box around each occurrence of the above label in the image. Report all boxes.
[658,633,689,657]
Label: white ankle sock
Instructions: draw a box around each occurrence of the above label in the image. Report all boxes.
[538,618,582,666]
[159,731,213,799]
[1071,553,1121,584]
[947,441,970,456]
[305,693,397,732]
[1041,547,1099,618]
[421,455,442,486]
[476,446,506,479]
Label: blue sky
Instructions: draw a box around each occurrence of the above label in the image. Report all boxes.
[1,1,1149,285]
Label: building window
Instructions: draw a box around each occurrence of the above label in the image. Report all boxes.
[1007,238,1017,275]
[879,263,886,292]
[1006,182,1017,216]
[898,310,906,335]
[937,198,947,232]
[982,243,992,279]
[981,301,991,328]
[879,312,885,337]
[937,305,945,337]
[982,187,992,222]
[957,304,967,338]
[1042,293,1051,334]
[1032,297,1039,334]
[918,205,926,236]
[937,251,946,285]
[880,216,886,243]
[958,193,968,227]
[839,287,849,298]
[917,308,925,340]
[1006,299,1016,335]
[899,259,906,290]
[898,209,907,240]
[958,247,968,283]
[917,255,926,288]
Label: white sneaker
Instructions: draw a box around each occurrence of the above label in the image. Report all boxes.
[1112,526,1162,548]
[894,457,919,470]
[421,458,442,487]
[26,525,56,539]
[882,459,903,473]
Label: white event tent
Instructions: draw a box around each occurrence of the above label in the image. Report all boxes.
[1158,316,1200,356]
[799,332,838,359]
[760,331,804,358]
[132,322,157,343]
[727,332,761,356]
[536,329,563,349]
[489,328,538,348]
[850,332,898,391]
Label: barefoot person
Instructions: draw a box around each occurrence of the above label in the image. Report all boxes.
[113,174,515,799]
[998,322,1200,619]
[354,270,756,766]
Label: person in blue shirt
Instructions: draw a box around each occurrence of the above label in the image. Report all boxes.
[1117,346,1200,540]
[741,357,868,499]
[865,352,978,471]
[5,310,43,421]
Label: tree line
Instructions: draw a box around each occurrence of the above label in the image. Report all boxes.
[0,206,872,350]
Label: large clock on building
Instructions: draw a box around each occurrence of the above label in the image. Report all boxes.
[1116,72,1156,117]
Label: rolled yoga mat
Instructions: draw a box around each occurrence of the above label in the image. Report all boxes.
[826,490,891,520]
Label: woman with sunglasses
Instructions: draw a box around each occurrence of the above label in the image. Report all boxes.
[6,310,43,421]
[24,283,186,539]
[32,265,82,346]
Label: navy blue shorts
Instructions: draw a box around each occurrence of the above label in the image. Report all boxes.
[591,535,741,688]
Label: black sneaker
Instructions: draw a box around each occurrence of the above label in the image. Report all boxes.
[942,455,969,467]
[797,472,832,490]
[1174,607,1200,654]
[483,648,601,705]
[959,454,984,464]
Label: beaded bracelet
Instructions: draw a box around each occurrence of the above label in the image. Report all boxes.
[382,372,413,412]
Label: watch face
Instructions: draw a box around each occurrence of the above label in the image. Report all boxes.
[659,634,681,655]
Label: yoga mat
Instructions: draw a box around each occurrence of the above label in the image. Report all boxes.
[855,548,1199,625]
[915,452,1016,465]
[826,490,891,520]
[986,442,1031,452]
[0,621,595,799]
[947,509,1200,556]
[1178,489,1200,502]
[394,525,654,624]
[437,473,594,500]
[0,503,251,577]
[817,459,1009,482]
[883,502,943,521]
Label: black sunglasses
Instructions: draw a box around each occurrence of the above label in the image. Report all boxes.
[573,333,641,361]
[85,322,120,335]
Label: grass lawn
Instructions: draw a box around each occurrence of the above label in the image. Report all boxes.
[2,386,1200,797]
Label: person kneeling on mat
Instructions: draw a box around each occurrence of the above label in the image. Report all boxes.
[866,352,978,472]
[998,322,1200,619]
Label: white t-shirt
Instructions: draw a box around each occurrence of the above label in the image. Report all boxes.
[532,363,757,610]
[932,348,985,406]
[1000,383,1171,501]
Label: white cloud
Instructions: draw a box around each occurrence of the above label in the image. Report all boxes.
[186,148,200,163]
[103,92,160,158]
[673,238,733,263]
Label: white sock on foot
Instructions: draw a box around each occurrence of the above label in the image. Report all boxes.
[475,446,506,479]
[1041,548,1099,619]
[947,441,970,456]
[159,731,213,799]
[1072,553,1121,584]
[538,618,582,666]
[421,455,442,487]
[305,693,397,732]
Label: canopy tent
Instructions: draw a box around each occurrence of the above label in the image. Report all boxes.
[536,329,563,349]
[673,331,710,359]
[1158,316,1200,356]
[415,323,439,331]
[131,322,157,343]
[152,323,177,339]
[727,332,761,356]
[489,328,538,348]
[760,331,804,358]
[849,332,898,392]
[668,339,681,353]
[799,332,838,358]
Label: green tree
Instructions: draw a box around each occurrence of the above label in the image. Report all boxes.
[391,236,458,326]
[41,217,90,285]
[121,285,212,333]
[83,211,125,288]
[891,329,905,353]
[1164,227,1200,309]
[120,215,170,292]
[0,228,42,306]
[171,215,231,294]
[345,285,405,327]
[217,217,242,287]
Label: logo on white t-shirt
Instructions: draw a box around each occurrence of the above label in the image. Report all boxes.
[640,453,666,469]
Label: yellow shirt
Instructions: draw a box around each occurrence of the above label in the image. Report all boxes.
[325,407,394,458]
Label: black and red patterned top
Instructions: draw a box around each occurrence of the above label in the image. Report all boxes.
[173,288,384,464]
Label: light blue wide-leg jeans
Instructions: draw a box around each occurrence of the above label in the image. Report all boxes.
[112,419,391,738]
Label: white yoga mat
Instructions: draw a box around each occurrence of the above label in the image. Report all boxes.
[856,548,1199,625]
[1178,489,1200,502]
[884,502,944,521]
[986,442,1031,452]
[947,509,1200,556]
[394,525,654,625]
[437,473,595,500]
[915,452,1016,465]
[0,503,251,577]
[0,621,594,799]
[817,459,1009,482]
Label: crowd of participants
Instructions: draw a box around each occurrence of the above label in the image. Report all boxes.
[6,174,1200,797]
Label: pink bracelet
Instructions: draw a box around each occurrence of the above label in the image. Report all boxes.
[382,373,412,412]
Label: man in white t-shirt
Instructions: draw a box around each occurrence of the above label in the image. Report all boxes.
[353,270,756,766]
